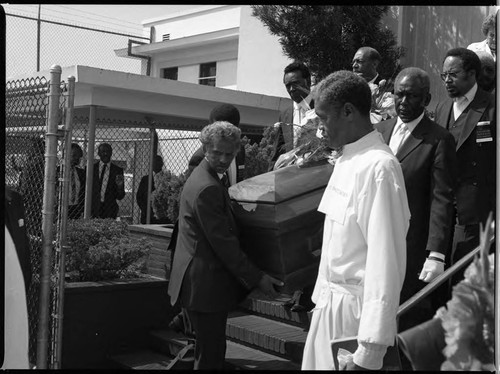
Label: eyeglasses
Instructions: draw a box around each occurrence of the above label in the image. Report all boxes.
[440,70,465,81]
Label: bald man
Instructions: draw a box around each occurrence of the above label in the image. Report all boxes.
[375,67,458,331]
[352,46,384,85]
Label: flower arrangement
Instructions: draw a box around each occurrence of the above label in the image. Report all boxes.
[369,79,396,123]
[434,217,495,371]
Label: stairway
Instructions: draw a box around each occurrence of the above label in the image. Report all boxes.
[110,291,311,370]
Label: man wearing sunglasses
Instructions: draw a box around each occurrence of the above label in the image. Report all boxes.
[434,47,496,284]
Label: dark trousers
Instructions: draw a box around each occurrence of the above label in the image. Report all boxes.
[186,309,228,370]
[450,223,479,286]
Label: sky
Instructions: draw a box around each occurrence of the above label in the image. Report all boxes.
[1,4,200,36]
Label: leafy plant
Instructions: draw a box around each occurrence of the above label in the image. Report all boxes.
[152,170,189,223]
[65,218,151,282]
[251,5,405,82]
[243,127,279,178]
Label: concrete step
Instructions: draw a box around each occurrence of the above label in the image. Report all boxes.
[240,290,312,327]
[226,310,308,363]
[110,349,175,370]
[146,329,301,370]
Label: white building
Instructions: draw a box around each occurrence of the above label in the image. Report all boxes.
[119,5,292,99]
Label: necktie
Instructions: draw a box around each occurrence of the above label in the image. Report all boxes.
[221,172,230,189]
[99,163,107,199]
[389,122,408,155]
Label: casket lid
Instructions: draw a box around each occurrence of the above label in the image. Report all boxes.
[229,163,333,204]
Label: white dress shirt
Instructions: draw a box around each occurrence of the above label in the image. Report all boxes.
[98,161,111,202]
[293,93,313,147]
[389,112,424,155]
[453,83,477,121]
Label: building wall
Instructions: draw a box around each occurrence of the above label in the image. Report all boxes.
[237,6,291,99]
[396,5,495,108]
[146,5,241,42]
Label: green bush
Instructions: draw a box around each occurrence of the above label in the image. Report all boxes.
[243,126,278,178]
[152,170,189,223]
[65,219,151,282]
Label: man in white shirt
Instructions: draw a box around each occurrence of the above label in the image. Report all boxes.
[467,12,497,61]
[269,62,313,169]
[302,70,410,370]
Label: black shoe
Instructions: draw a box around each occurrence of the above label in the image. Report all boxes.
[168,313,185,333]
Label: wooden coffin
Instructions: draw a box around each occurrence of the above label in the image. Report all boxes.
[229,163,333,293]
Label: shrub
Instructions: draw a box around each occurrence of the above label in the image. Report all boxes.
[243,126,278,178]
[152,170,189,223]
[65,218,151,282]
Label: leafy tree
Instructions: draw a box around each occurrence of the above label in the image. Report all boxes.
[252,5,405,82]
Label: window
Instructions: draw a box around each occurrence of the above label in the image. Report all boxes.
[161,67,178,81]
[199,62,216,86]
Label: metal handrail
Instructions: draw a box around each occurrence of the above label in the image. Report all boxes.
[397,222,494,318]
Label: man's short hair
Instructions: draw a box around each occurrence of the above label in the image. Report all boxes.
[98,143,112,152]
[444,48,482,79]
[395,67,430,91]
[71,143,83,156]
[315,70,372,116]
[357,47,382,63]
[154,154,163,163]
[284,61,311,85]
[209,104,241,127]
[481,12,497,35]
[200,121,241,149]
[476,50,496,69]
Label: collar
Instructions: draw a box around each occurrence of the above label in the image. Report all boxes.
[367,73,380,85]
[454,83,477,103]
[99,160,110,167]
[395,111,425,133]
[293,92,313,112]
[342,130,384,158]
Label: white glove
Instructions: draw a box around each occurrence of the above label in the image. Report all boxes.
[419,258,444,283]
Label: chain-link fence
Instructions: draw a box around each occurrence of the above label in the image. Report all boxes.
[5,74,69,367]
[70,118,201,224]
[5,13,149,79]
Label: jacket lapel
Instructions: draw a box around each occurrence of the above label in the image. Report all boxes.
[378,118,397,144]
[456,89,490,150]
[397,116,428,161]
[436,99,453,130]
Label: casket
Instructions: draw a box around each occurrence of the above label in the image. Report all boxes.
[229,162,333,293]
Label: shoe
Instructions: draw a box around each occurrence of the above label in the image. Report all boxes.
[168,313,185,333]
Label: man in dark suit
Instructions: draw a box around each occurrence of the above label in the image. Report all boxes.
[136,155,170,224]
[68,143,86,219]
[91,143,126,219]
[188,103,246,184]
[375,67,458,330]
[168,121,283,370]
[269,61,313,169]
[434,48,496,277]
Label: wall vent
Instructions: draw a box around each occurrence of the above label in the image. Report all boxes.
[162,33,170,41]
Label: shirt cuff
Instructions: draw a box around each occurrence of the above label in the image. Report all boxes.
[353,342,387,370]
[428,251,445,261]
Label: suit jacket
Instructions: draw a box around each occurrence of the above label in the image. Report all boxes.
[5,187,32,293]
[167,158,263,312]
[91,162,125,219]
[375,115,458,301]
[269,100,315,167]
[434,87,496,226]
[188,145,246,183]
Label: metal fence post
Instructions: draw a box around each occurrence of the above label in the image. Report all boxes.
[36,64,61,369]
[146,127,155,224]
[52,75,76,369]
[83,105,97,219]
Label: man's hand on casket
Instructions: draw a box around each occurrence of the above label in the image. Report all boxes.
[257,274,284,299]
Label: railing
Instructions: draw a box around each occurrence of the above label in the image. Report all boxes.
[397,213,495,319]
